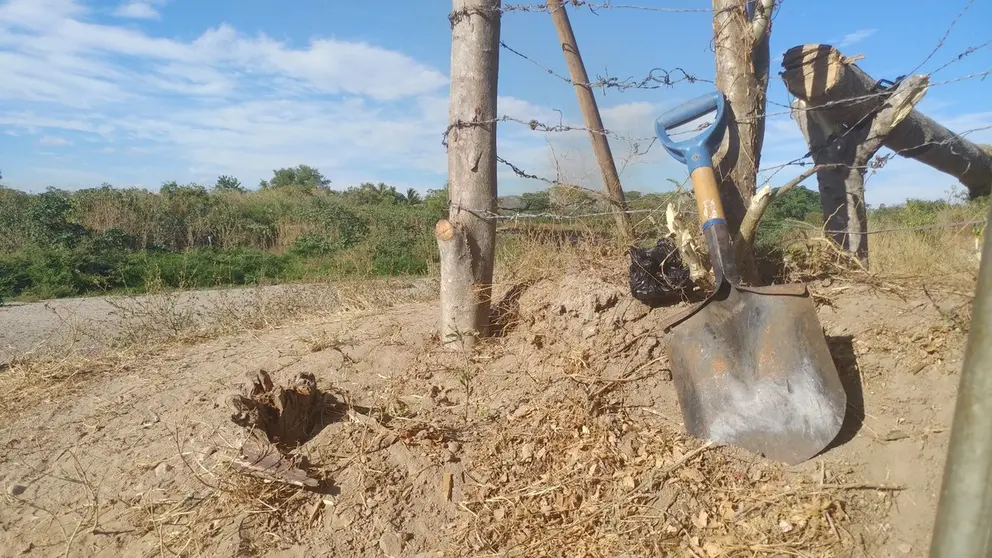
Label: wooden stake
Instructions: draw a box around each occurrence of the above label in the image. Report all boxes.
[782,44,992,198]
[546,0,632,240]
[442,0,501,349]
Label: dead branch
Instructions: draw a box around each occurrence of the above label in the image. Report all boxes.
[736,164,828,249]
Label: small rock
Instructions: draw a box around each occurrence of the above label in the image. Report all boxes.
[898,543,912,554]
[7,483,27,496]
[379,531,404,557]
[447,441,461,454]
[154,462,173,477]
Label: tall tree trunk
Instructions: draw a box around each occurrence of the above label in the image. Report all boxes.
[711,0,773,282]
[711,0,771,233]
[439,0,501,350]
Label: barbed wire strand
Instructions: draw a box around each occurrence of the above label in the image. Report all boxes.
[452,200,987,235]
[445,1,990,223]
[501,1,712,14]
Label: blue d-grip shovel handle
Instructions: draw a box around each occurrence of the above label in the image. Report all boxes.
[655,90,738,286]
[653,91,728,174]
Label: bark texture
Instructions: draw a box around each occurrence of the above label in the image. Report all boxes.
[443,0,501,348]
[791,76,931,264]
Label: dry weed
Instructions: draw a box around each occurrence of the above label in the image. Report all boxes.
[454,397,894,558]
[0,350,132,423]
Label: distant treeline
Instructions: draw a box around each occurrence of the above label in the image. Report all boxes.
[0,163,982,302]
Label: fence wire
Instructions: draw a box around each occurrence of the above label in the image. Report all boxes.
[444,0,991,236]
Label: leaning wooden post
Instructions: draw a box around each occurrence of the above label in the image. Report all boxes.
[781,44,992,198]
[438,0,501,350]
[546,0,632,241]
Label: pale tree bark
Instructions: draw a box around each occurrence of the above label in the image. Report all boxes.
[711,0,774,233]
[546,0,632,240]
[781,44,992,198]
[440,0,501,350]
[735,164,828,249]
[710,0,774,284]
[790,75,931,264]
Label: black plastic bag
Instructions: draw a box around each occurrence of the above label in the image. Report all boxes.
[628,237,692,305]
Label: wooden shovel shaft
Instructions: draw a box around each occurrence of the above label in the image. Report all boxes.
[690,166,727,226]
[689,165,738,285]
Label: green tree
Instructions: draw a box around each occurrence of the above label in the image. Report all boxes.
[26,187,89,248]
[404,188,423,205]
[343,182,405,205]
[259,165,331,193]
[215,175,244,192]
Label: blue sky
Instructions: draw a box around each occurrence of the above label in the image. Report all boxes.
[0,0,989,207]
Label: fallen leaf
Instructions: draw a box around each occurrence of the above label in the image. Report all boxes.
[681,468,704,483]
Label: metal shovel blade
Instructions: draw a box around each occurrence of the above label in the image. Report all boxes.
[665,282,847,465]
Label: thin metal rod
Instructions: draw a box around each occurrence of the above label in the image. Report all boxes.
[930,203,992,558]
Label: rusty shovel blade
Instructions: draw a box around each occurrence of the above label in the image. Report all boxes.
[664,282,847,465]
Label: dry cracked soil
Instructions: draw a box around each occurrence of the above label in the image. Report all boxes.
[0,270,976,558]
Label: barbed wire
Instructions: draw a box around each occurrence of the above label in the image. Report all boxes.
[928,40,991,77]
[500,40,712,91]
[445,0,990,221]
[904,0,975,78]
[501,1,712,14]
[450,201,987,236]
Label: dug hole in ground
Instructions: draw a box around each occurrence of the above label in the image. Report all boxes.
[0,236,978,558]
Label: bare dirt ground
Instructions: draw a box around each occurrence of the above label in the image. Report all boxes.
[0,266,976,557]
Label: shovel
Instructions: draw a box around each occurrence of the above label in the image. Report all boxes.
[653,91,847,465]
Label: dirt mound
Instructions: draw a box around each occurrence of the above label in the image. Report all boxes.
[0,271,974,557]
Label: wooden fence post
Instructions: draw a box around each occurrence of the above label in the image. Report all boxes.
[437,0,501,350]
[546,0,632,241]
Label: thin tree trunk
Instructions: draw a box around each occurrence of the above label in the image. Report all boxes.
[440,0,501,349]
[546,0,632,240]
[791,76,931,264]
[781,44,992,198]
[711,0,772,234]
[710,0,773,284]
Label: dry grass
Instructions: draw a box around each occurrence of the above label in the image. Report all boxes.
[0,276,436,426]
[455,396,894,558]
[866,207,985,287]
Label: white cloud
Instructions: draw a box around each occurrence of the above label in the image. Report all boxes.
[113,2,162,20]
[836,29,877,48]
[38,135,71,146]
[0,0,459,190]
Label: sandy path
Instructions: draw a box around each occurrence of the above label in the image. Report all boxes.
[0,280,435,364]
